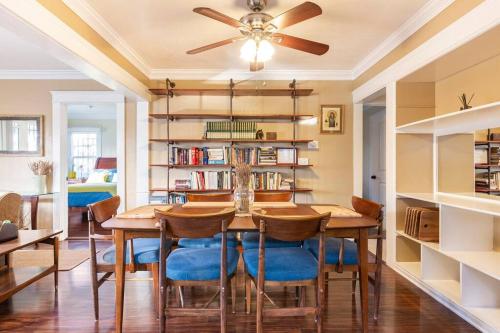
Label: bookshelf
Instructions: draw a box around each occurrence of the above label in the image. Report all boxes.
[149,79,315,203]
[475,132,500,195]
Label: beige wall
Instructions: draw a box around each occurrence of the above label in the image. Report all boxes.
[150,80,355,206]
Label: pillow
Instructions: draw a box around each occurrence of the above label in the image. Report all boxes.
[111,173,118,183]
[86,170,109,183]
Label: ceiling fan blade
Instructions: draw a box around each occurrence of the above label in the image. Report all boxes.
[265,2,322,30]
[186,37,242,55]
[272,33,329,55]
[250,62,264,72]
[193,7,247,29]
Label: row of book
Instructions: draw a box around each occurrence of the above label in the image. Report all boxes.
[189,171,231,191]
[206,121,256,139]
[475,146,500,165]
[251,172,294,191]
[476,171,500,190]
[170,147,230,165]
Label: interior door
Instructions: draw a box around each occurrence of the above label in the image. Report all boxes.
[366,108,386,206]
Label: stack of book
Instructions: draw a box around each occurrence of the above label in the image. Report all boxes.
[232,147,257,165]
[168,193,187,204]
[170,147,230,165]
[257,147,277,165]
[190,171,231,190]
[205,121,256,139]
[476,171,500,190]
[251,172,292,191]
[491,147,500,165]
[175,179,191,190]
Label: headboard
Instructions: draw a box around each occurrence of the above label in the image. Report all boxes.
[95,157,117,170]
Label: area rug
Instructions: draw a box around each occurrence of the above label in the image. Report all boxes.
[10,249,90,271]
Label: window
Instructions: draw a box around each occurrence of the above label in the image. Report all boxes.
[69,128,101,179]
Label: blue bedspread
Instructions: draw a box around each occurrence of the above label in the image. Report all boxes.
[68,192,113,207]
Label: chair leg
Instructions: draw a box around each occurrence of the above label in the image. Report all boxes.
[151,263,160,318]
[352,271,358,294]
[256,282,264,333]
[374,265,382,320]
[324,272,329,300]
[299,286,306,307]
[231,276,237,314]
[316,282,323,333]
[245,269,252,314]
[89,241,99,320]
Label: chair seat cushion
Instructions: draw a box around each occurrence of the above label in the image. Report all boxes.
[102,238,167,264]
[304,237,358,265]
[178,232,237,248]
[167,247,239,281]
[241,232,302,250]
[243,247,318,282]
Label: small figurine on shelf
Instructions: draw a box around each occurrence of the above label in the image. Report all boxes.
[255,129,264,140]
[458,93,474,110]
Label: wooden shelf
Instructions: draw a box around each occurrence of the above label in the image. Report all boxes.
[396,101,500,136]
[0,266,55,302]
[475,164,500,169]
[396,230,439,251]
[149,188,312,193]
[475,140,500,145]
[149,88,313,97]
[150,138,313,144]
[150,164,312,169]
[149,113,315,121]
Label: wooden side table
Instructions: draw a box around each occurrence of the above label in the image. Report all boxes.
[0,229,61,303]
[18,192,56,230]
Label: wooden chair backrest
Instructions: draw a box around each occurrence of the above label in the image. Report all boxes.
[155,208,236,239]
[251,210,331,242]
[87,196,120,225]
[352,196,383,221]
[0,192,22,227]
[186,193,233,202]
[254,191,292,202]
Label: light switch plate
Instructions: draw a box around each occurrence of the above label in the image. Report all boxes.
[307,140,319,149]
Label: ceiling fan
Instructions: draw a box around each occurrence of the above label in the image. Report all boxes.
[186,0,329,72]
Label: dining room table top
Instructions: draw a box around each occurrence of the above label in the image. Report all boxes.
[101,203,379,232]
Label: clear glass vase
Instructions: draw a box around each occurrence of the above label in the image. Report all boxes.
[234,184,254,214]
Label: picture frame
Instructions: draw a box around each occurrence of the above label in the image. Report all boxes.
[320,105,343,134]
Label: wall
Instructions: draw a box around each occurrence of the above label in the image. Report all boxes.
[0,80,109,228]
[149,80,354,207]
[68,118,117,158]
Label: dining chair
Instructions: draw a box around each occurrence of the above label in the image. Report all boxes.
[243,210,331,332]
[156,208,238,333]
[304,196,384,320]
[178,192,237,248]
[87,196,167,320]
[242,191,300,250]
[0,192,22,228]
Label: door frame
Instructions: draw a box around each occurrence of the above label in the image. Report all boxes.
[51,91,125,239]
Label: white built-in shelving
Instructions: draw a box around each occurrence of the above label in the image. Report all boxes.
[396,101,500,136]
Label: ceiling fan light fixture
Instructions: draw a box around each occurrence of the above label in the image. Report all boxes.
[240,39,257,62]
[256,39,274,62]
[240,38,274,63]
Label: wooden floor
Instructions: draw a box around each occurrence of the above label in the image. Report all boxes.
[0,241,479,333]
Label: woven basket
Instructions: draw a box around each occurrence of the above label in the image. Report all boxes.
[0,192,22,228]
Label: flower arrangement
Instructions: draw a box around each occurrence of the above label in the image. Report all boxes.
[28,160,52,176]
[234,163,253,213]
[235,162,251,187]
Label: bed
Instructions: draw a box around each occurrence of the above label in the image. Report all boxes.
[68,157,117,208]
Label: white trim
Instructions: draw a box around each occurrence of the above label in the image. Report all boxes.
[352,0,454,79]
[0,0,149,101]
[51,91,126,239]
[353,0,500,103]
[352,103,363,197]
[385,81,397,266]
[136,101,149,206]
[63,0,151,77]
[149,68,353,81]
[0,69,88,80]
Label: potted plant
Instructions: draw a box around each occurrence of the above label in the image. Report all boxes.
[28,160,52,194]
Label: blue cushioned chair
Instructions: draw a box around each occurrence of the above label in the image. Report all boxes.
[305,196,384,321]
[88,196,168,320]
[178,192,236,248]
[243,210,331,333]
[156,207,237,333]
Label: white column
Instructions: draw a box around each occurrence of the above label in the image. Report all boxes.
[385,81,397,266]
[136,101,150,206]
[116,101,126,212]
[52,102,68,239]
[352,103,364,197]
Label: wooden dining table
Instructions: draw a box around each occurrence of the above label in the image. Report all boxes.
[101,204,378,333]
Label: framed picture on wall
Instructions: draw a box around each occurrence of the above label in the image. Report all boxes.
[320,105,343,134]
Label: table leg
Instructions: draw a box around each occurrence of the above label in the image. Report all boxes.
[115,230,126,333]
[53,236,59,291]
[358,229,369,333]
[30,196,39,230]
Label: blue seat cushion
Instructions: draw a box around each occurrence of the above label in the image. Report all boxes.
[243,247,318,282]
[167,247,239,281]
[178,232,237,248]
[241,232,302,250]
[304,237,358,265]
[102,238,167,264]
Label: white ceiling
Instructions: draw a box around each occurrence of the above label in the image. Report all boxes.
[68,104,117,120]
[0,25,71,70]
[78,0,432,73]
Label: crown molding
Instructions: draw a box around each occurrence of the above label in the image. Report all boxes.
[351,0,454,80]
[149,68,353,81]
[63,0,151,76]
[0,69,88,80]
